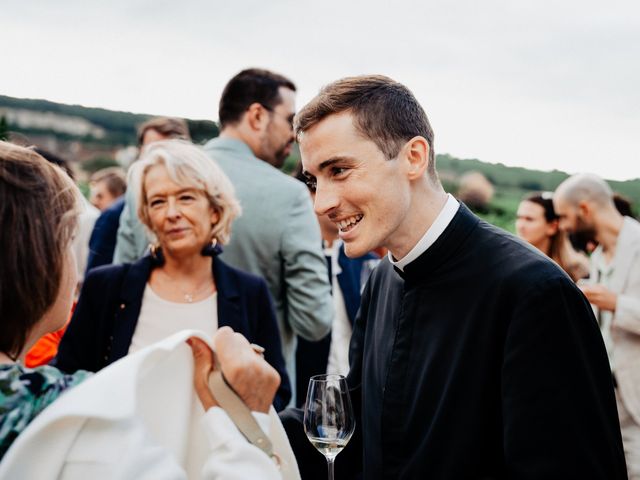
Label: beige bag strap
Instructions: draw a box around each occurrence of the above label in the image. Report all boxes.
[208,358,280,466]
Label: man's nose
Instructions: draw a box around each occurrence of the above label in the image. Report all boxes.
[313,181,339,217]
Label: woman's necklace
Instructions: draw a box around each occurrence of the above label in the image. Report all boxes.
[181,283,214,303]
[156,269,215,303]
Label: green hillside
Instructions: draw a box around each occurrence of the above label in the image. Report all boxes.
[1,94,637,233]
[0,95,218,145]
[437,154,640,231]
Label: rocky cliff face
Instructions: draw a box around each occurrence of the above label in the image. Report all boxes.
[0,107,106,138]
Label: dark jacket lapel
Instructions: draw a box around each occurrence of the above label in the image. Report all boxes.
[212,256,243,332]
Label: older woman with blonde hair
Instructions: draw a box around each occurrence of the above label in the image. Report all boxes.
[55,140,291,410]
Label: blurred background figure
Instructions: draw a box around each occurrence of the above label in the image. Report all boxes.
[55,140,292,410]
[202,69,332,405]
[34,147,99,285]
[516,192,589,282]
[456,170,494,213]
[614,193,635,219]
[554,173,640,480]
[293,168,379,406]
[136,116,191,148]
[569,192,636,254]
[89,166,126,211]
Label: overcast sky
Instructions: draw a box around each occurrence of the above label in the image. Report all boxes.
[2,0,638,180]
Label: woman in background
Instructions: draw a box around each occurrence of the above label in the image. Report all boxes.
[516,192,589,282]
[55,140,291,410]
[0,141,286,478]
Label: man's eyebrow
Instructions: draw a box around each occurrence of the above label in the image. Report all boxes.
[317,156,356,172]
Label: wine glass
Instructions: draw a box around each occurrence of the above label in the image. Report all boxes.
[303,374,355,480]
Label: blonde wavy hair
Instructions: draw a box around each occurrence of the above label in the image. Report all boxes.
[129,140,241,245]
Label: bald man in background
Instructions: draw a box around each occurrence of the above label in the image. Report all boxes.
[555,173,640,479]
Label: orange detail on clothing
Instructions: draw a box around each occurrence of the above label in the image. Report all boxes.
[25,303,75,368]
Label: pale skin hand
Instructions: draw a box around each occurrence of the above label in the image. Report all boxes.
[188,327,280,414]
[579,284,618,312]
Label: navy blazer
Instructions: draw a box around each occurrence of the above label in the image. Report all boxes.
[55,254,292,411]
[85,197,125,274]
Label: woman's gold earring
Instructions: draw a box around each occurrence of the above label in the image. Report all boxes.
[149,243,161,259]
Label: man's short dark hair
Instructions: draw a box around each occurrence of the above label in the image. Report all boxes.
[218,68,296,129]
[136,117,191,146]
[295,75,437,182]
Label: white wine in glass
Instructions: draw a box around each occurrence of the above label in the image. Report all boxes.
[304,374,355,480]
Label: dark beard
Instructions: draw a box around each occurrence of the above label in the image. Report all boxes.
[569,221,598,253]
[272,141,292,169]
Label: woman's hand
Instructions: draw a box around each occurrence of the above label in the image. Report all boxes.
[188,327,281,413]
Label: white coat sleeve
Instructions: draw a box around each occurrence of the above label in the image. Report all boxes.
[200,407,282,479]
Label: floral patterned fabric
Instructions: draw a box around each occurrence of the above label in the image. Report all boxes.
[0,364,90,460]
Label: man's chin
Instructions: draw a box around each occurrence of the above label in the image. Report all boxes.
[342,241,367,259]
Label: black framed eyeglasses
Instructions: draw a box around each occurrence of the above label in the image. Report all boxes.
[260,104,295,128]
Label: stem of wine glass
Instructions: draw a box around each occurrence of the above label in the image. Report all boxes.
[327,457,335,480]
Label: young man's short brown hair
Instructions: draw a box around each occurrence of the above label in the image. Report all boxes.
[0,141,80,359]
[136,117,191,146]
[90,166,127,198]
[295,75,438,182]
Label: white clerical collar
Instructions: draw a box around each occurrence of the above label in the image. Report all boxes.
[389,194,460,271]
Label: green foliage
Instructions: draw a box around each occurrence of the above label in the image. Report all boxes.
[187,119,219,144]
[0,95,145,145]
[2,94,637,228]
[0,95,221,149]
[83,156,119,174]
[281,143,301,175]
[437,153,640,231]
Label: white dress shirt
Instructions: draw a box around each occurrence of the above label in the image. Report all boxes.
[389,194,460,271]
[325,240,352,377]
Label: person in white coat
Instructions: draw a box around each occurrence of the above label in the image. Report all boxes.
[0,141,295,479]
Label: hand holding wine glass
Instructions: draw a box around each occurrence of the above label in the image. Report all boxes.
[304,374,355,480]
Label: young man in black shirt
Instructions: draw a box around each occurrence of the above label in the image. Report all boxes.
[282,75,627,479]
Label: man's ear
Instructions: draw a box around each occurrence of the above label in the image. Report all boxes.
[403,136,429,180]
[578,200,591,218]
[245,102,269,132]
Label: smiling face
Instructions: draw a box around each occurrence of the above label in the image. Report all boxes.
[144,164,219,259]
[300,111,414,258]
